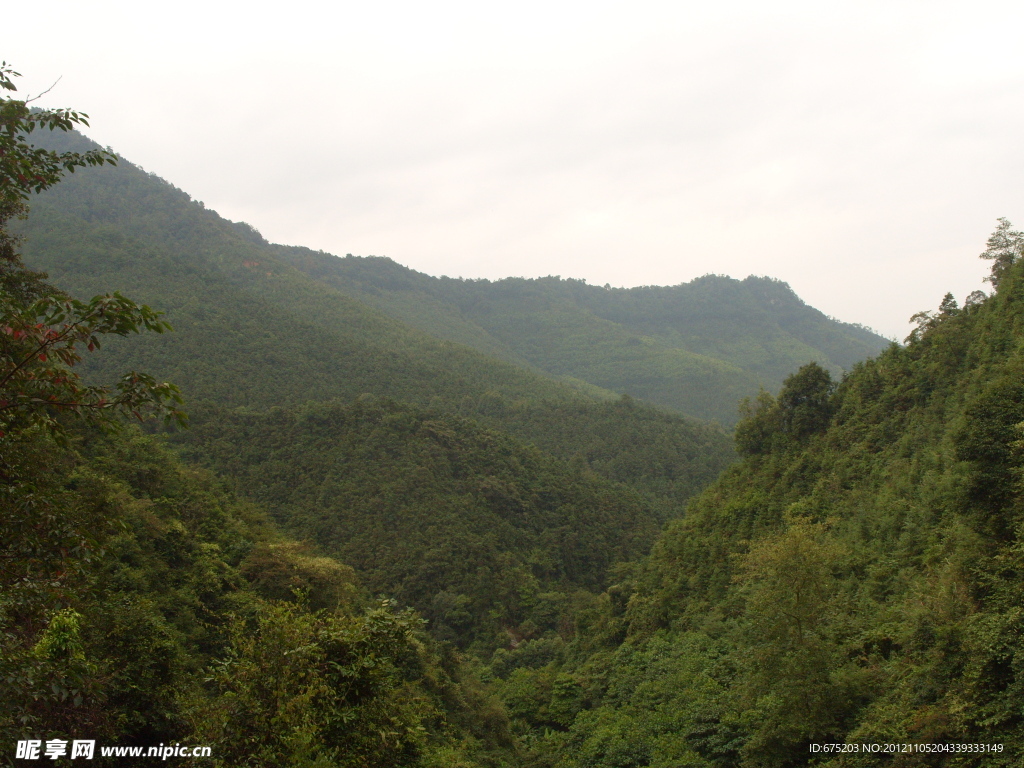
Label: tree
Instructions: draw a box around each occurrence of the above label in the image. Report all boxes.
[734,389,779,456]
[734,363,835,456]
[0,291,185,438]
[1,63,186,731]
[980,217,1024,290]
[776,362,834,439]
[189,599,438,767]
[733,518,853,763]
[0,61,185,440]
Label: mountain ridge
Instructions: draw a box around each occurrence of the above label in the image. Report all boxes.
[272,245,889,424]
[22,128,887,427]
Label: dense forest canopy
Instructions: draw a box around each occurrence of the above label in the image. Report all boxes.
[479,226,1024,766]
[272,246,889,425]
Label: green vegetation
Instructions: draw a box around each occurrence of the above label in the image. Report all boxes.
[273,247,888,424]
[172,397,668,651]
[19,131,586,414]
[484,224,1024,766]
[2,69,512,767]
[18,128,736,501]
[2,424,517,767]
[9,59,1022,767]
[20,128,886,432]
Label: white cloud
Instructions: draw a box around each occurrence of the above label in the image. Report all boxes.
[6,0,1022,337]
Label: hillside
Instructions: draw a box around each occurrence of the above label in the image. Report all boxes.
[2,105,519,765]
[18,131,599,413]
[487,225,1024,766]
[274,247,889,424]
[21,132,885,430]
[11,125,736,662]
[172,398,670,651]
[1,420,521,767]
[18,130,736,504]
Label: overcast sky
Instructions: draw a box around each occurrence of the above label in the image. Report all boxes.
[6,0,1024,338]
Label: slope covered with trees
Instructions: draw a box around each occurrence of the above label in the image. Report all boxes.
[483,223,1024,766]
[3,425,518,767]
[20,129,885,430]
[18,130,594,412]
[274,247,888,424]
[1,69,515,767]
[18,128,736,502]
[172,397,674,651]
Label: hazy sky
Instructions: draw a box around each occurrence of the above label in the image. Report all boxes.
[6,0,1023,338]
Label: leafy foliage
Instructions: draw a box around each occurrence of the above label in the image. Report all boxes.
[0,62,114,202]
[482,220,1024,766]
[980,217,1024,289]
[1,64,514,767]
[734,362,835,456]
[172,398,668,651]
[1,425,518,766]
[0,291,185,438]
[0,63,184,441]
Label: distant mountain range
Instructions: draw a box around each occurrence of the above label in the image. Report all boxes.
[22,130,888,428]
[276,246,888,423]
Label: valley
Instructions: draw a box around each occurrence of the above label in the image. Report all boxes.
[4,99,1022,767]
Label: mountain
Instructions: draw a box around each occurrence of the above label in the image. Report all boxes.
[18,130,737,504]
[5,118,727,766]
[10,103,1021,766]
[21,131,886,431]
[15,130,736,650]
[18,133,596,413]
[3,122,520,765]
[273,247,889,424]
[487,230,1024,765]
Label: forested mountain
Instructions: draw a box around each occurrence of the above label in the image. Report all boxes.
[18,131,598,412]
[3,91,518,766]
[21,131,886,429]
[16,134,738,646]
[4,112,737,766]
[18,129,737,502]
[274,247,888,424]
[485,226,1024,766]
